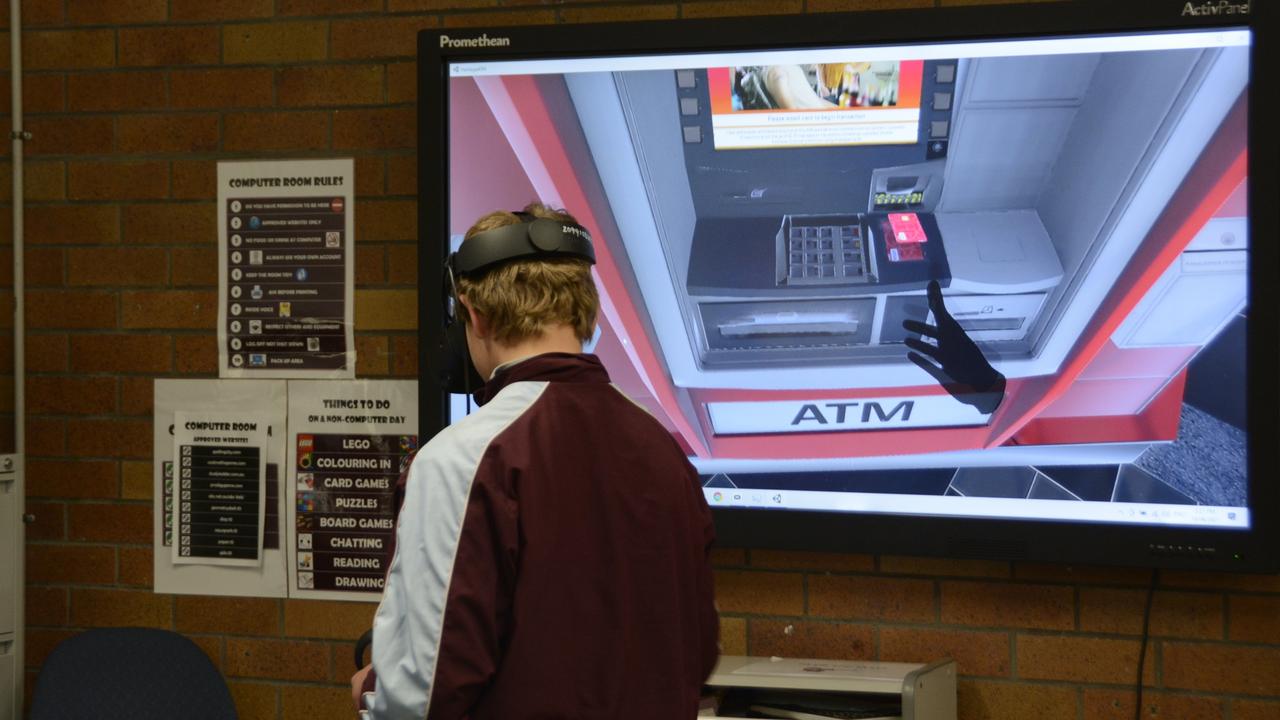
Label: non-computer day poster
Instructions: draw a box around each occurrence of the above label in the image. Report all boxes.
[217,158,356,379]
[287,380,418,601]
[153,380,288,598]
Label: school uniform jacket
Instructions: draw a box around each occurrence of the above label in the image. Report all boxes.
[359,353,719,719]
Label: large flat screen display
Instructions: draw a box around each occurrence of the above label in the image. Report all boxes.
[422,4,1274,569]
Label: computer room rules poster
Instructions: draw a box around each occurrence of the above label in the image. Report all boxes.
[287,381,418,601]
[217,158,356,379]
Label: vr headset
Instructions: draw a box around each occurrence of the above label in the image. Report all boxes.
[441,212,596,395]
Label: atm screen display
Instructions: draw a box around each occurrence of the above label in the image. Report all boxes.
[443,26,1254,535]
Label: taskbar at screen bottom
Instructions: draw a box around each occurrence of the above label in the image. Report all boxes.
[703,487,1249,530]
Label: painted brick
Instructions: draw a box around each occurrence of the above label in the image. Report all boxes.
[749,619,874,661]
[24,116,115,156]
[67,0,167,25]
[329,642,358,681]
[119,546,154,587]
[24,458,118,498]
[281,685,352,720]
[881,555,1010,579]
[27,417,68,456]
[66,418,152,458]
[1233,700,1280,720]
[958,680,1077,720]
[720,616,747,656]
[387,61,415,104]
[808,575,935,623]
[71,588,172,628]
[1018,634,1155,685]
[560,4,678,23]
[119,26,220,66]
[387,154,416,195]
[1162,571,1280,594]
[940,581,1074,630]
[26,586,69,627]
[278,0,381,16]
[19,73,68,113]
[228,682,279,720]
[121,460,153,499]
[278,64,384,107]
[69,160,170,200]
[750,549,874,573]
[123,203,216,244]
[26,205,119,245]
[356,199,415,241]
[67,71,167,111]
[390,334,416,377]
[171,0,273,21]
[682,0,804,18]
[388,0,495,10]
[22,501,65,541]
[440,9,557,27]
[187,635,224,670]
[354,289,416,330]
[26,160,68,201]
[116,113,220,154]
[330,16,440,60]
[67,247,167,287]
[713,570,804,616]
[177,596,281,636]
[26,290,117,329]
[1082,689,1224,720]
[172,247,218,286]
[11,0,65,27]
[1164,642,1280,695]
[333,107,414,150]
[68,503,152,543]
[354,155,384,196]
[22,248,64,286]
[24,629,79,668]
[880,626,1011,677]
[1079,588,1224,640]
[225,638,330,681]
[355,244,385,285]
[283,599,376,639]
[224,111,331,152]
[171,68,275,110]
[175,335,218,374]
[387,244,416,285]
[26,376,116,415]
[26,544,116,584]
[355,334,389,376]
[23,29,115,70]
[172,160,216,199]
[223,22,328,65]
[121,290,218,329]
[1229,594,1280,644]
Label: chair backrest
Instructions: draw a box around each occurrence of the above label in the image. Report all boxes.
[29,627,237,720]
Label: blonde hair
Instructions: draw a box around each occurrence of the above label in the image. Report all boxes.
[455,203,599,345]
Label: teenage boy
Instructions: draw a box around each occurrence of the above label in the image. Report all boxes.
[354,204,720,719]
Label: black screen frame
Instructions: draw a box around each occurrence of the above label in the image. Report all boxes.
[418,0,1277,572]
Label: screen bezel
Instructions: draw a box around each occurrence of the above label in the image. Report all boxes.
[418,0,1277,571]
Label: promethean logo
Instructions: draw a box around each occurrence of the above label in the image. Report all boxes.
[1182,1,1249,15]
[439,34,511,48]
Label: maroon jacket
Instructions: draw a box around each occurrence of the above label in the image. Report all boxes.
[359,353,719,719]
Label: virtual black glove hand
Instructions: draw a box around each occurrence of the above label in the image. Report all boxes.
[902,280,1006,415]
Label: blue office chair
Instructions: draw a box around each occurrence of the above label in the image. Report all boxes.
[29,627,237,720]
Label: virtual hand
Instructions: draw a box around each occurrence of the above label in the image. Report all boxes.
[902,280,1006,415]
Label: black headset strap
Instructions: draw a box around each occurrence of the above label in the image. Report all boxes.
[451,217,595,276]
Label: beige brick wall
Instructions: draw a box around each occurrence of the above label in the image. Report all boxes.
[3,1,1276,718]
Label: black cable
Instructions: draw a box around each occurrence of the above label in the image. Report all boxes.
[1134,568,1160,720]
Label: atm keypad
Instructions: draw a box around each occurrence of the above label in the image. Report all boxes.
[785,224,869,285]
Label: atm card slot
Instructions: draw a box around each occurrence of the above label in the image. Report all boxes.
[955,317,1024,332]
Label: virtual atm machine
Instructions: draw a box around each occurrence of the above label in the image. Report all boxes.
[561,43,1245,392]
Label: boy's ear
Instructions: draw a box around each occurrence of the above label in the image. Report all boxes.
[458,295,490,338]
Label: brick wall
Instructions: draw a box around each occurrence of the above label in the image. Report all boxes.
[4,0,1277,718]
